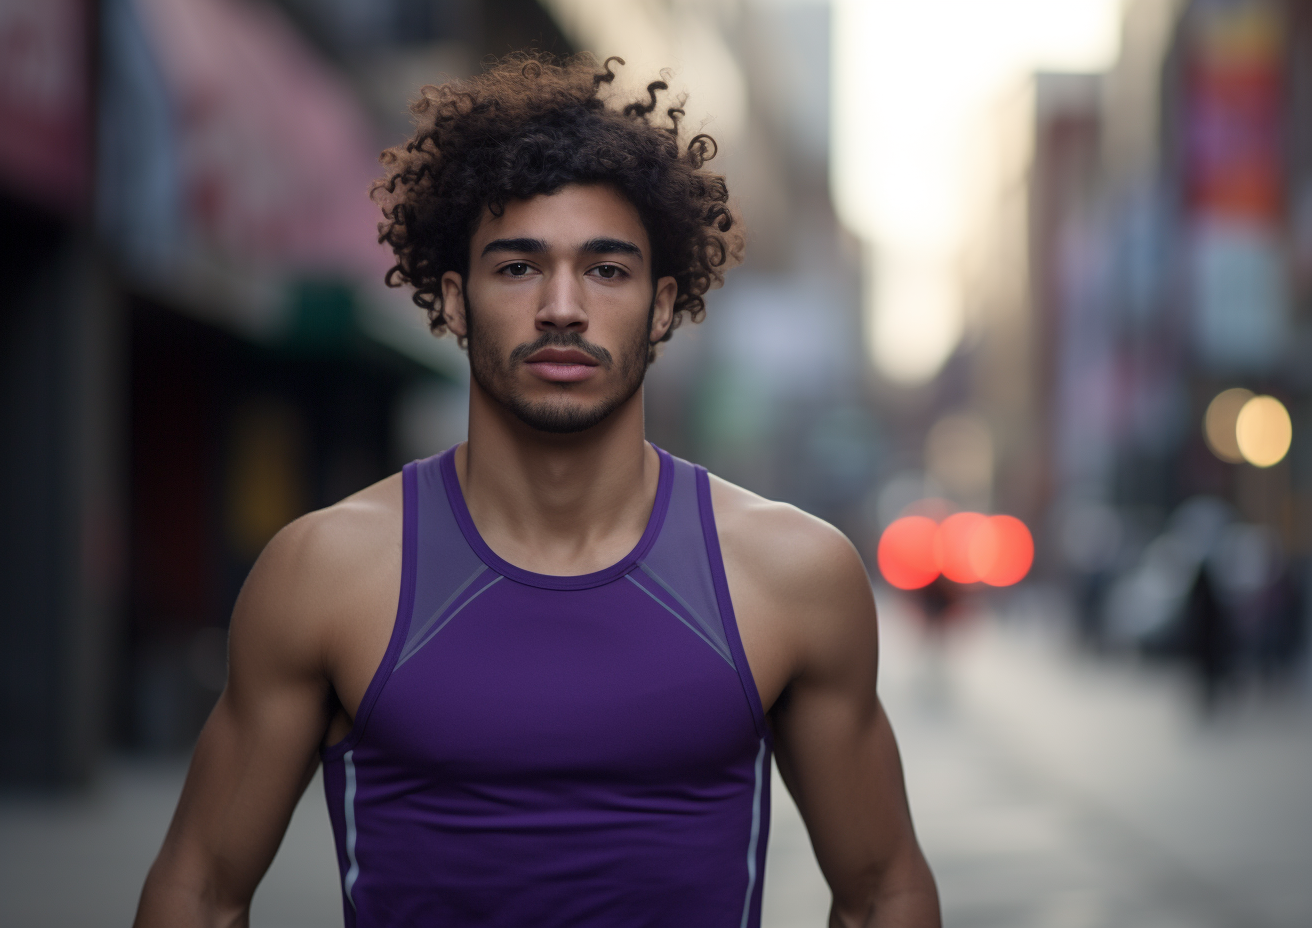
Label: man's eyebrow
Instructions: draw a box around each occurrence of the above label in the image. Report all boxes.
[579,237,644,259]
[481,237,547,257]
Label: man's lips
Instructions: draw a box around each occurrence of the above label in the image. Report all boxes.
[522,347,601,383]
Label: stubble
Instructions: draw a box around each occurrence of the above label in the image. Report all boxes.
[464,291,653,434]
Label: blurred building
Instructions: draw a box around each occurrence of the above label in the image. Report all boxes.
[1,0,106,787]
[955,0,1310,672]
[0,0,570,785]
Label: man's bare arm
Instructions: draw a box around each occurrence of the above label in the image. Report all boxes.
[716,484,940,928]
[772,568,939,928]
[134,485,400,928]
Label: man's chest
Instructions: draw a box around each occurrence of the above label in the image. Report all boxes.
[324,557,782,732]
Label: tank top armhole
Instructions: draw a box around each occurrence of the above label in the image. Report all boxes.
[695,465,772,746]
[322,461,420,762]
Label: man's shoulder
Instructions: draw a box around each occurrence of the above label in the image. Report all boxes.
[283,472,403,558]
[239,473,404,622]
[706,472,869,604]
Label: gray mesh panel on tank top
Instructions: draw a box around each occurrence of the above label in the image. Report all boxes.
[634,456,734,667]
[394,455,492,671]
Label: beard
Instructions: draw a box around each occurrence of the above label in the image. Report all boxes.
[465,292,652,434]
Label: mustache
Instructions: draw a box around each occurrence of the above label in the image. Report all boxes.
[508,330,614,368]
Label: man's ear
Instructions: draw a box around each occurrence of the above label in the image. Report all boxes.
[442,271,468,338]
[650,276,678,344]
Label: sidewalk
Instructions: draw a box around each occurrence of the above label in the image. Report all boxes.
[870,587,1312,928]
[2,588,1308,927]
[0,759,342,928]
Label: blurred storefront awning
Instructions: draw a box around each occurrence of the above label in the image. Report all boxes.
[133,0,386,278]
[98,0,464,374]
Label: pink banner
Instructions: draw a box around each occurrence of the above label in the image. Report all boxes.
[137,0,388,276]
[0,0,92,215]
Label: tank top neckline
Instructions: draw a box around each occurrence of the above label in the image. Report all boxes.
[438,443,675,591]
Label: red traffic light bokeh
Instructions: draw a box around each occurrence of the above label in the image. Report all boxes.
[877,512,1034,590]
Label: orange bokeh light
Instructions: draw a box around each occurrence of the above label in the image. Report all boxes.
[975,515,1033,586]
[935,511,988,583]
[877,515,941,590]
[878,512,1034,589]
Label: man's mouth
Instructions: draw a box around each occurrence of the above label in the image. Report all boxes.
[522,347,601,383]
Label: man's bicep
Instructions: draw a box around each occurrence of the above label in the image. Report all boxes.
[716,491,936,922]
[775,686,918,879]
[139,528,333,923]
[164,682,326,889]
[772,550,935,924]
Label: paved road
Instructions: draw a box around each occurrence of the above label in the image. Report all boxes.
[2,586,1308,927]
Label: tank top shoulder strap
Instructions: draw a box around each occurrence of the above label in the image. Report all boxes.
[638,452,770,741]
[393,447,494,671]
[321,458,422,762]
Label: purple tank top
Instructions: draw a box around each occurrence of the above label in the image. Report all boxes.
[321,445,772,927]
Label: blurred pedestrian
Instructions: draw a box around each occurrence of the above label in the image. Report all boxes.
[909,575,966,706]
[1255,562,1307,689]
[1184,563,1231,713]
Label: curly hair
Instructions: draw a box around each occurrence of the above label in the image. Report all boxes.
[372,53,743,351]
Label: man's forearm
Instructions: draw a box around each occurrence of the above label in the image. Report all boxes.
[830,852,941,928]
[134,857,250,928]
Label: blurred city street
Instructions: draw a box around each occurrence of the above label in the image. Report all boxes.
[4,0,1312,924]
[4,589,1309,928]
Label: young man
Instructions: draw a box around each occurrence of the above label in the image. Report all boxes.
[135,55,939,928]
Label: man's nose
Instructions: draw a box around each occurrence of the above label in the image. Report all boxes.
[536,271,588,331]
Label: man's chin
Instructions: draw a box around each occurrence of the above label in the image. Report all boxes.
[506,397,625,434]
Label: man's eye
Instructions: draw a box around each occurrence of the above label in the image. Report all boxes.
[504,263,531,277]
[594,265,621,279]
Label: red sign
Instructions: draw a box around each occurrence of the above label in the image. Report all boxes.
[0,0,92,215]
[1186,2,1283,224]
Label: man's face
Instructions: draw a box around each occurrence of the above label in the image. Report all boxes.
[443,184,677,434]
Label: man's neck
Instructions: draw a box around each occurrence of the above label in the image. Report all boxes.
[454,383,660,576]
